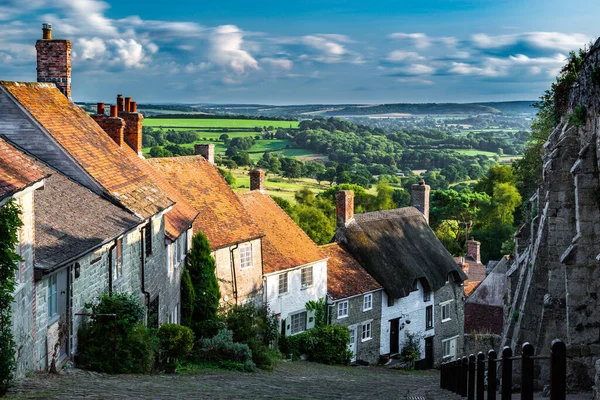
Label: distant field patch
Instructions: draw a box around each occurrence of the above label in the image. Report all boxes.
[144,118,299,129]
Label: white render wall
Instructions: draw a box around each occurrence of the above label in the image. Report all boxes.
[264,259,327,335]
[380,280,435,357]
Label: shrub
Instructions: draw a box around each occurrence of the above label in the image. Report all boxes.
[569,104,587,127]
[196,329,255,371]
[180,267,195,329]
[282,325,351,365]
[401,332,422,362]
[157,324,194,372]
[77,293,157,374]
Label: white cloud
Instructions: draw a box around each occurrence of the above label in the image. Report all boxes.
[389,33,457,49]
[76,37,106,61]
[396,77,434,85]
[385,51,425,63]
[261,57,293,70]
[404,63,435,75]
[448,61,507,77]
[298,34,363,64]
[208,25,259,74]
[110,38,147,68]
[472,32,590,52]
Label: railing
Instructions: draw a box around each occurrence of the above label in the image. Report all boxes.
[440,339,567,400]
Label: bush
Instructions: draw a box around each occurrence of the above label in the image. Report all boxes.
[157,324,194,372]
[282,325,351,365]
[77,293,157,374]
[196,329,255,372]
[569,104,587,127]
[400,332,422,362]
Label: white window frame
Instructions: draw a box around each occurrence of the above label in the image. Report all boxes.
[441,300,453,322]
[361,322,372,342]
[337,301,348,319]
[442,336,458,359]
[48,274,58,320]
[112,239,123,282]
[300,266,313,289]
[239,243,253,269]
[290,311,307,335]
[363,293,373,311]
[278,272,288,295]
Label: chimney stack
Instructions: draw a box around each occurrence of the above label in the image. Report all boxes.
[194,144,215,164]
[96,103,105,115]
[336,190,354,227]
[36,23,72,100]
[411,179,430,223]
[92,105,125,147]
[249,169,265,191]
[116,95,124,112]
[466,237,481,263]
[115,95,144,157]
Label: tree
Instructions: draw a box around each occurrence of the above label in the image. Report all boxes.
[295,187,316,206]
[375,179,396,210]
[217,167,236,186]
[219,133,230,142]
[185,232,221,328]
[474,165,515,196]
[293,205,334,245]
[269,156,282,174]
[271,196,294,215]
[392,189,411,208]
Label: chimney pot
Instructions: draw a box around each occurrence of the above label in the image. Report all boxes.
[110,105,117,118]
[124,97,132,112]
[42,23,52,40]
[467,238,481,263]
[336,190,355,227]
[130,101,137,112]
[194,144,215,165]
[36,23,71,99]
[96,102,105,115]
[116,95,124,112]
[411,179,431,224]
[249,169,265,191]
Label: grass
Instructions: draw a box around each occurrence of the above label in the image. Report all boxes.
[144,118,299,129]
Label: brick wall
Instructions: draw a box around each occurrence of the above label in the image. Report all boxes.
[36,39,71,99]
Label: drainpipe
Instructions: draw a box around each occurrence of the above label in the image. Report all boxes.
[107,242,116,294]
[140,224,151,308]
[229,244,239,305]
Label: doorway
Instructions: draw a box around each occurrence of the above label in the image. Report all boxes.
[424,336,433,368]
[348,327,357,362]
[389,318,400,354]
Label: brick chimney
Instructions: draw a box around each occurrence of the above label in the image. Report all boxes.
[36,23,72,100]
[466,237,481,263]
[116,95,144,157]
[249,169,265,191]
[92,105,125,147]
[411,179,431,223]
[336,190,354,227]
[194,144,215,164]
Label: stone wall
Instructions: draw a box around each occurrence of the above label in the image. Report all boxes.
[434,281,465,367]
[502,37,600,391]
[464,303,503,334]
[463,333,502,358]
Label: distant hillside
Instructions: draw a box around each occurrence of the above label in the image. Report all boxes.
[320,103,502,116]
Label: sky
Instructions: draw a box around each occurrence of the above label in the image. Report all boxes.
[0,0,598,104]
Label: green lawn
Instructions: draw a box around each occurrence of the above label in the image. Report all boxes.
[144,118,299,129]
[453,149,501,157]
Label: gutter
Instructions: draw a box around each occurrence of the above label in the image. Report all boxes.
[107,241,117,294]
[140,223,151,308]
[229,244,239,305]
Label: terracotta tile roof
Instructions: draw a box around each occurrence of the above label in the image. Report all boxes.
[454,257,488,291]
[0,82,173,220]
[0,137,46,200]
[321,243,381,300]
[464,280,482,297]
[148,156,263,249]
[34,163,141,270]
[237,190,324,274]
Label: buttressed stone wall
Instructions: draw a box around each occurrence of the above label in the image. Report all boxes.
[502,37,600,391]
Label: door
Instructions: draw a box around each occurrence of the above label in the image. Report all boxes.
[425,337,433,369]
[348,327,357,362]
[449,337,457,360]
[389,318,400,354]
[56,269,69,360]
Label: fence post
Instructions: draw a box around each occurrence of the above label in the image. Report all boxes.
[501,346,513,400]
[488,349,497,400]
[476,352,485,400]
[440,362,445,389]
[468,354,476,400]
[455,360,461,394]
[462,356,469,397]
[521,342,534,400]
[550,339,566,400]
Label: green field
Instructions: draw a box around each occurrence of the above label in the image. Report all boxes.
[144,118,299,129]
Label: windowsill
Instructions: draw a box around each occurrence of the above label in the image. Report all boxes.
[112,276,124,285]
[300,285,313,290]
[337,314,348,319]
[442,318,451,323]
[278,292,289,298]
[363,307,372,312]
[361,337,372,343]
[48,314,60,327]
[426,326,434,330]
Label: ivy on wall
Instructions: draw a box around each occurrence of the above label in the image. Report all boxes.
[0,199,23,394]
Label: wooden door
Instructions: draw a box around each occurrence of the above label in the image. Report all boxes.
[425,337,433,369]
[348,327,357,361]
[389,318,400,354]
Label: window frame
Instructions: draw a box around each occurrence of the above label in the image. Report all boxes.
[337,301,349,319]
[361,322,372,342]
[278,272,288,296]
[363,293,373,311]
[426,305,433,329]
[48,274,58,320]
[290,311,307,335]
[239,243,253,270]
[144,220,152,257]
[111,239,123,282]
[441,300,453,322]
[300,266,313,289]
[423,290,431,302]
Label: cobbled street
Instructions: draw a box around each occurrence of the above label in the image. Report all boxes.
[5,362,462,400]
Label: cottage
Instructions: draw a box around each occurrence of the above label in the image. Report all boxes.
[321,243,382,364]
[237,170,327,335]
[333,182,466,367]
[454,238,487,296]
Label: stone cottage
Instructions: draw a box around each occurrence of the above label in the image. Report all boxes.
[334,184,466,367]
[321,242,383,364]
[237,170,328,336]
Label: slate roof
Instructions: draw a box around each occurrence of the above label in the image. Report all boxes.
[148,156,263,249]
[454,256,487,283]
[0,82,173,220]
[335,206,467,299]
[466,257,509,307]
[0,138,47,201]
[34,163,141,271]
[237,190,324,274]
[321,243,381,300]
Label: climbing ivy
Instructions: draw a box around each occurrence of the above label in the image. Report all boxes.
[0,199,23,394]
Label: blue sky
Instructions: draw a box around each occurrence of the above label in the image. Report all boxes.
[0,0,597,104]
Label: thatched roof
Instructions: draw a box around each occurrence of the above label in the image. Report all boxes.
[335,207,466,299]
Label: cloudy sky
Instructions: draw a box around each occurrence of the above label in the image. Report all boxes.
[1,0,597,104]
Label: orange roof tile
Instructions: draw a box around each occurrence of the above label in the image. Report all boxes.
[148,156,263,249]
[321,243,382,300]
[237,190,324,274]
[0,138,47,200]
[464,280,482,297]
[0,82,173,220]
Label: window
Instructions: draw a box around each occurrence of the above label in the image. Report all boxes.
[169,304,179,324]
[363,293,373,311]
[301,266,313,288]
[111,239,123,281]
[48,274,58,319]
[441,300,453,322]
[278,272,288,295]
[173,238,181,267]
[337,301,348,318]
[290,311,307,335]
[239,244,253,269]
[361,322,372,341]
[145,221,152,257]
[423,291,431,302]
[411,279,419,291]
[442,337,458,360]
[426,305,433,329]
[387,296,395,307]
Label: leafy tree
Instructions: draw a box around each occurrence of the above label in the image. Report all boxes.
[293,205,334,245]
[180,267,196,329]
[295,187,316,206]
[392,189,411,208]
[269,156,282,174]
[375,179,396,210]
[219,133,230,142]
[217,167,236,185]
[271,196,294,215]
[280,158,303,179]
[474,165,515,196]
[231,151,252,167]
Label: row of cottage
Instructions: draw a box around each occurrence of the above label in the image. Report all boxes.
[1,24,469,377]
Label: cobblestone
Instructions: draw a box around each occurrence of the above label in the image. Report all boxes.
[6,362,462,399]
